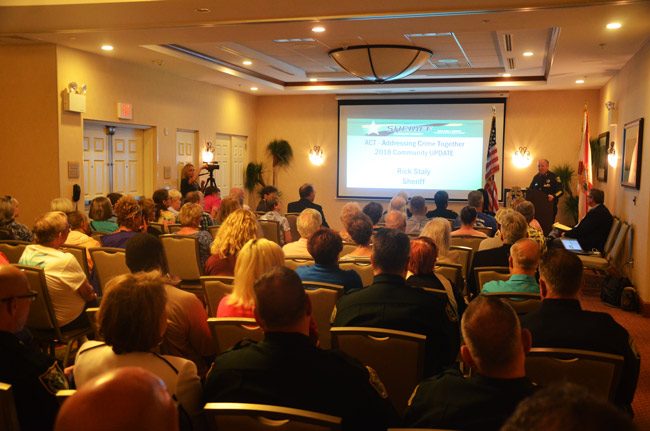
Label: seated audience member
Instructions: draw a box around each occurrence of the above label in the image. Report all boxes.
[205,209,258,276]
[406,195,429,234]
[501,383,636,431]
[256,185,278,212]
[175,203,213,268]
[125,234,214,375]
[89,196,119,233]
[468,211,528,296]
[0,265,68,431]
[384,210,407,232]
[152,188,176,224]
[562,188,613,253]
[515,200,546,252]
[100,196,143,248]
[167,189,182,216]
[384,195,407,221]
[339,213,373,260]
[333,228,459,376]
[520,249,639,413]
[139,198,162,237]
[51,197,75,213]
[287,183,329,227]
[74,272,203,429]
[453,190,498,234]
[405,296,536,430]
[296,228,363,294]
[215,196,241,224]
[202,186,221,219]
[407,236,460,316]
[227,187,250,210]
[0,195,33,241]
[339,201,362,242]
[184,191,213,230]
[426,190,458,219]
[19,211,97,328]
[362,201,384,226]
[204,267,398,431]
[421,217,461,265]
[482,238,540,295]
[282,208,322,258]
[259,197,292,245]
[478,207,515,251]
[65,210,101,270]
[55,367,179,431]
[451,206,488,238]
[106,192,123,208]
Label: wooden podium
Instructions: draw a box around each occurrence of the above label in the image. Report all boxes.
[526,188,554,236]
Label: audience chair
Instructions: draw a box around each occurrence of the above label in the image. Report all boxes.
[200,276,234,316]
[481,292,541,315]
[602,217,621,256]
[89,247,128,294]
[339,258,373,287]
[331,327,426,415]
[525,347,624,402]
[208,225,220,238]
[207,317,264,355]
[0,382,20,431]
[85,307,101,340]
[285,213,300,243]
[90,232,104,242]
[434,263,464,297]
[204,402,341,431]
[60,244,90,277]
[16,265,93,366]
[0,240,29,264]
[148,222,166,235]
[450,236,485,254]
[168,223,182,234]
[339,242,357,258]
[448,245,473,283]
[474,226,493,236]
[255,211,267,218]
[259,219,282,245]
[579,222,630,271]
[284,257,314,271]
[159,234,203,295]
[473,266,510,293]
[303,281,343,349]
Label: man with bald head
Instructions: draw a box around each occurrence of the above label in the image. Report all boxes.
[0,265,68,430]
[384,210,406,232]
[481,238,541,295]
[55,367,178,431]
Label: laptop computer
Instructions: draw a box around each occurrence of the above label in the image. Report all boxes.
[560,238,600,256]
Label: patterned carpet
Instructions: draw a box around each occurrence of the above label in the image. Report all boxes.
[580,290,648,428]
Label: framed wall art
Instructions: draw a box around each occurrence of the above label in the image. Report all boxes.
[621,118,643,189]
[597,131,609,182]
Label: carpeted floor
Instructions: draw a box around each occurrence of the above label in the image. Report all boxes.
[580,291,648,429]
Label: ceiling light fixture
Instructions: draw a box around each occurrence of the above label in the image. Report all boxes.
[501,73,512,78]
[242,60,252,66]
[101,45,114,51]
[575,78,585,84]
[522,51,533,57]
[194,7,211,13]
[606,22,622,30]
[309,78,318,82]
[312,26,325,33]
[250,87,258,91]
[329,44,433,83]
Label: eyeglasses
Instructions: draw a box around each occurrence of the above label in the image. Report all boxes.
[0,290,38,302]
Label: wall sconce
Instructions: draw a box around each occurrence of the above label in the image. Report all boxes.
[512,146,532,168]
[607,141,618,168]
[202,141,215,163]
[605,100,617,126]
[308,145,325,166]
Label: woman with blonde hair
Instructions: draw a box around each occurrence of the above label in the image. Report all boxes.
[204,209,258,275]
[176,203,213,267]
[180,163,200,198]
[420,217,461,265]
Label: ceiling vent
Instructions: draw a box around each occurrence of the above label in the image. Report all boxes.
[508,57,516,69]
[503,34,513,52]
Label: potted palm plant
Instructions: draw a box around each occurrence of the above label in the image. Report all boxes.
[554,163,578,224]
[266,139,293,186]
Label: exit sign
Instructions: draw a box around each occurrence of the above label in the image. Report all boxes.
[117,102,133,120]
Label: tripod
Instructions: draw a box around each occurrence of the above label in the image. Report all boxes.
[200,163,219,192]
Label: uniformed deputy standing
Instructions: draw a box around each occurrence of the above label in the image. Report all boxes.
[529,159,563,218]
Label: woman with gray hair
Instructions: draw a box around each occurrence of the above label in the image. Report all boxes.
[420,217,461,265]
[0,195,32,241]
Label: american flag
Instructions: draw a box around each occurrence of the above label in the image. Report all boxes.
[484,109,500,213]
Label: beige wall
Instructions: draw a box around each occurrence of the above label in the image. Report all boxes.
[598,41,650,301]
[0,45,60,226]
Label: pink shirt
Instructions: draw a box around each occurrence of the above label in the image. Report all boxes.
[216,295,255,318]
[203,195,221,215]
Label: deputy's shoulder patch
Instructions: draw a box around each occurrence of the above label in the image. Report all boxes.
[366,365,389,399]
[39,362,68,395]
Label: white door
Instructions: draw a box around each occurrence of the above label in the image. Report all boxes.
[214,134,231,192]
[112,128,143,196]
[83,124,110,200]
[176,130,197,188]
[231,135,246,189]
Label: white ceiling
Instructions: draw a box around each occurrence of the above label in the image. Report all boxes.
[1,0,649,95]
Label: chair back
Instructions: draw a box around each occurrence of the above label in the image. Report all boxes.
[448,245,473,282]
[204,402,341,431]
[148,222,166,235]
[168,224,183,234]
[207,317,264,355]
[434,263,464,296]
[15,265,60,335]
[602,217,621,257]
[303,282,343,349]
[0,240,29,264]
[0,382,20,431]
[85,307,101,340]
[89,248,129,293]
[160,235,202,280]
[208,225,220,238]
[259,220,282,245]
[201,277,235,316]
[339,242,357,258]
[284,257,314,271]
[339,258,374,287]
[285,213,300,243]
[450,235,485,253]
[330,327,426,414]
[525,348,624,402]
[473,266,510,293]
[61,244,90,277]
[481,292,542,315]
[606,222,630,265]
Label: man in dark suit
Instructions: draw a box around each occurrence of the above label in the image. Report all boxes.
[468,210,529,296]
[287,183,329,227]
[332,228,460,376]
[520,249,639,414]
[563,188,613,252]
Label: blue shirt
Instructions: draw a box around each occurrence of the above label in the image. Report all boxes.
[482,274,539,295]
[295,263,363,294]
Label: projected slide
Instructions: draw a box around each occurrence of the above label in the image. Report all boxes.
[346,118,484,190]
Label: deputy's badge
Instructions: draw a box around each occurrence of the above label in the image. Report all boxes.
[39,362,68,395]
[445,303,458,322]
[366,365,389,399]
